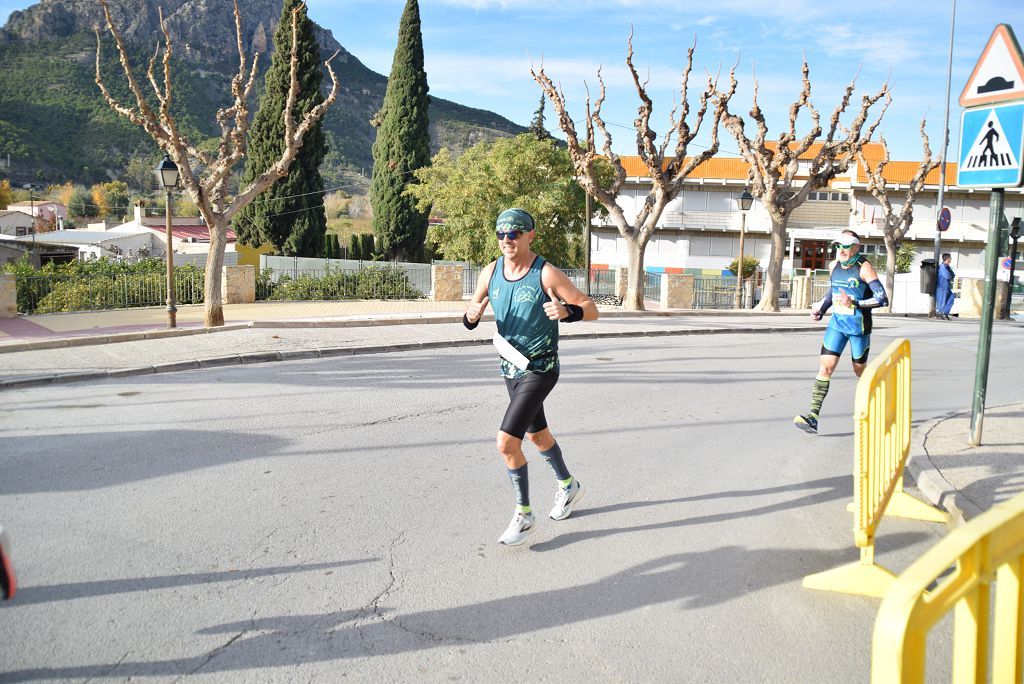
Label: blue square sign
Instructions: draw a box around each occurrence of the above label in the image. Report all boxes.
[957,102,1024,188]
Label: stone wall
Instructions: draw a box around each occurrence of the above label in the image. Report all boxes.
[432,264,464,302]
[660,273,694,309]
[0,274,15,318]
[221,265,255,305]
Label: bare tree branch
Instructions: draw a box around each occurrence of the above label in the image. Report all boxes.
[95,0,338,326]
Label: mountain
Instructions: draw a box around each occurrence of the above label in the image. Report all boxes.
[0,0,525,190]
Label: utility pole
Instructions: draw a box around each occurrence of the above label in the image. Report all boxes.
[930,0,956,318]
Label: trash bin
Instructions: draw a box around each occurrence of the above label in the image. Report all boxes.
[920,258,937,295]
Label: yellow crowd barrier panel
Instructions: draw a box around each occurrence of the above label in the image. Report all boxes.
[872,490,1024,683]
[804,338,948,598]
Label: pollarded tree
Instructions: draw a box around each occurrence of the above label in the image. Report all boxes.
[855,118,941,307]
[370,0,431,262]
[720,63,889,311]
[94,0,338,326]
[533,32,734,310]
[234,0,327,258]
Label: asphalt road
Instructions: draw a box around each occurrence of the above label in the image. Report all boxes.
[1,319,1022,681]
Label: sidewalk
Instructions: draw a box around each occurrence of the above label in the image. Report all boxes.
[907,402,1024,525]
[2,298,1021,528]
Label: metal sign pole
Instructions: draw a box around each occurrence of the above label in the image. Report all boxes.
[970,188,1004,446]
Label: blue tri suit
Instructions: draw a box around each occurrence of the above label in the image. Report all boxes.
[820,255,875,364]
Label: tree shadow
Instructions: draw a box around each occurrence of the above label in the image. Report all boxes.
[3,560,375,607]
[0,429,291,495]
[3,535,929,680]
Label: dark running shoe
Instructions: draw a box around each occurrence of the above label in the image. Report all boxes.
[794,414,819,434]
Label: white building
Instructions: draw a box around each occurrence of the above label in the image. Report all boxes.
[591,143,1023,288]
[110,205,237,256]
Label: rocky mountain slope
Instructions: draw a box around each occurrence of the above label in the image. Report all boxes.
[0,0,524,189]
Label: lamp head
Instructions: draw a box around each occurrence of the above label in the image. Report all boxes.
[155,155,179,190]
[739,189,754,212]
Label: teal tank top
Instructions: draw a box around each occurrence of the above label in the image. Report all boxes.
[827,256,871,336]
[488,256,559,379]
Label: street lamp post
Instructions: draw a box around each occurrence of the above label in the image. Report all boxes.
[734,190,754,309]
[155,155,179,329]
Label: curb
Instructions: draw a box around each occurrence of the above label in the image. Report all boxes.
[905,408,984,527]
[0,324,816,390]
[0,308,822,353]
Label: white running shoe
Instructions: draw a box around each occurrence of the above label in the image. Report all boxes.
[549,479,585,520]
[497,510,536,546]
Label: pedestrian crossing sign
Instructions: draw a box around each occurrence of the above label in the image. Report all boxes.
[957,102,1024,188]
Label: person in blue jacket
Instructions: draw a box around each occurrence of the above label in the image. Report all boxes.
[463,209,599,545]
[795,230,889,435]
[936,253,956,320]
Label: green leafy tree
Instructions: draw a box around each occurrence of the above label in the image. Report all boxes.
[90,180,130,219]
[234,0,327,257]
[726,256,760,278]
[68,187,99,218]
[408,134,609,266]
[370,0,431,262]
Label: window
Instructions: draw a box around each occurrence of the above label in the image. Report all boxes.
[808,191,849,201]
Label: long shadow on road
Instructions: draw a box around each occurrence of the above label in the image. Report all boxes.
[2,533,929,680]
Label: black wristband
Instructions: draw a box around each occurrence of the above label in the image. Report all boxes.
[560,304,584,323]
[463,313,480,330]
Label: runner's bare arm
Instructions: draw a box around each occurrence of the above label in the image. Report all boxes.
[465,262,496,327]
[541,264,599,321]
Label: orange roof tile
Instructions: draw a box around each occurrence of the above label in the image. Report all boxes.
[856,160,957,185]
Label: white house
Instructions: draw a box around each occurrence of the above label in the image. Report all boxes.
[5,200,67,224]
[0,210,35,237]
[591,143,1023,298]
[110,205,237,255]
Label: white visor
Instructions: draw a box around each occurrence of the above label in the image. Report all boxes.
[832,235,860,246]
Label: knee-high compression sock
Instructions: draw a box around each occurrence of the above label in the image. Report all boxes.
[809,375,830,419]
[540,443,573,488]
[507,464,530,513]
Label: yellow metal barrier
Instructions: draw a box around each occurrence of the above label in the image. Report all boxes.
[872,490,1024,683]
[804,338,948,598]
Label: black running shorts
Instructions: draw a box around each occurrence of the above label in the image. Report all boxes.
[500,370,560,439]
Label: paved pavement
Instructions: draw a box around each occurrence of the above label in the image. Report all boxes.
[2,299,1022,529]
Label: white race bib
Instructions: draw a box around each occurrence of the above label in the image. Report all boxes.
[492,333,530,370]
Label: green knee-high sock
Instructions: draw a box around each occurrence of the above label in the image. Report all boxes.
[809,375,830,419]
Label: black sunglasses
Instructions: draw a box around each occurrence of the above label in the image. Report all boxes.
[496,230,524,241]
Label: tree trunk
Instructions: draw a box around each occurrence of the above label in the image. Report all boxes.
[204,218,228,327]
[755,217,788,312]
[623,233,648,311]
[883,233,898,312]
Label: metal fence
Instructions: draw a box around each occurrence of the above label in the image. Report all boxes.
[256,265,426,301]
[15,271,205,314]
[643,271,661,302]
[692,275,738,309]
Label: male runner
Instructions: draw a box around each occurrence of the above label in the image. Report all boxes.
[795,230,888,434]
[463,208,599,545]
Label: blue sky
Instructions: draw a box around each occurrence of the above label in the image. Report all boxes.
[4,0,1024,163]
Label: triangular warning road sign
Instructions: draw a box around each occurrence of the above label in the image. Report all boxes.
[961,110,1020,170]
[960,24,1024,107]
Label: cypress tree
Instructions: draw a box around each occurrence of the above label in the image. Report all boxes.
[361,233,376,261]
[529,94,553,141]
[370,0,431,262]
[350,233,361,260]
[234,0,327,257]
